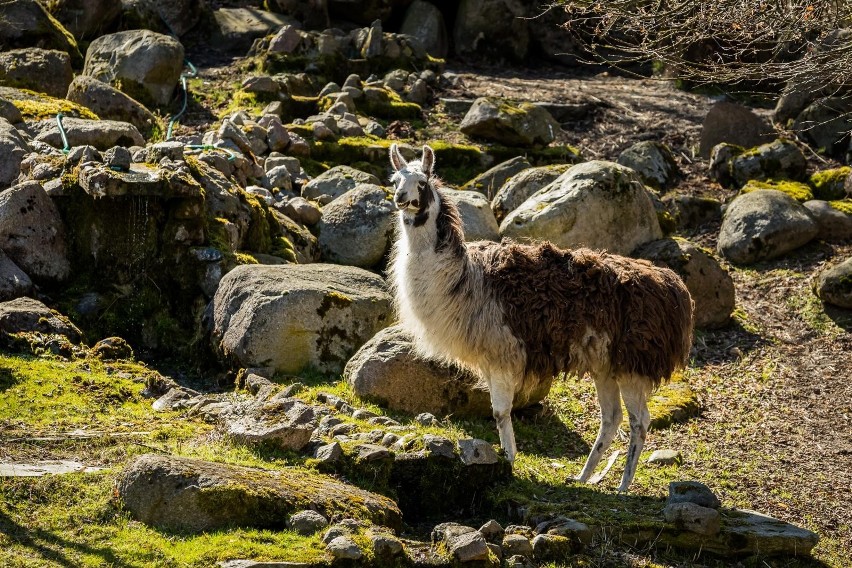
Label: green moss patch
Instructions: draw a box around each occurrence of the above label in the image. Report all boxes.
[4,87,98,120]
[741,179,813,202]
[809,167,851,201]
[828,199,852,215]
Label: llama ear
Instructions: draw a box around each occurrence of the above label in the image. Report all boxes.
[421,145,435,176]
[389,143,406,171]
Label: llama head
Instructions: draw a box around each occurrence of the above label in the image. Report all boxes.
[389,144,436,216]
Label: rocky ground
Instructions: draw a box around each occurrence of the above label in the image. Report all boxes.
[0,1,851,567]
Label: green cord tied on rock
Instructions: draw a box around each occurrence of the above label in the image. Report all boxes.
[55,112,70,154]
[166,59,199,141]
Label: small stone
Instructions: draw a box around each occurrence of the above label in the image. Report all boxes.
[288,510,328,535]
[415,412,438,426]
[102,146,131,172]
[505,553,534,568]
[502,533,533,557]
[152,387,190,411]
[458,438,499,465]
[380,433,399,447]
[91,336,133,360]
[448,531,489,562]
[423,435,455,458]
[668,481,722,509]
[321,525,349,545]
[664,502,722,536]
[530,534,575,561]
[352,408,378,421]
[478,519,505,544]
[648,449,683,466]
[368,528,403,556]
[326,536,362,560]
[356,443,391,461]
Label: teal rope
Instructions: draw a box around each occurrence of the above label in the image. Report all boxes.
[184,144,238,162]
[56,113,70,154]
[166,60,198,140]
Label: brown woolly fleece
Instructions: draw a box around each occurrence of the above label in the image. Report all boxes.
[467,240,694,387]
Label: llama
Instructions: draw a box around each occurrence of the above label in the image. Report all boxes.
[388,144,694,492]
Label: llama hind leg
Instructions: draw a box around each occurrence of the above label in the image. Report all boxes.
[617,375,652,493]
[576,374,622,483]
[488,374,517,463]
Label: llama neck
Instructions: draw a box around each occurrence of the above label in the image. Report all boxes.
[398,187,465,259]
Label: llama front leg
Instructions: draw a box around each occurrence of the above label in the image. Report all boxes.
[576,374,622,483]
[617,375,651,492]
[488,374,517,462]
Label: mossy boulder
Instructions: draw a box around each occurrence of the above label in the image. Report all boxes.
[814,257,852,309]
[0,85,97,120]
[66,76,160,138]
[803,200,852,241]
[491,164,572,223]
[462,155,531,199]
[460,97,558,147]
[117,454,402,532]
[809,166,850,201]
[302,165,381,203]
[740,179,813,202]
[617,140,680,190]
[0,48,73,99]
[710,139,807,189]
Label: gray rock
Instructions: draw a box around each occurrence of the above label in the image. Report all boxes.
[423,435,455,459]
[502,533,533,557]
[0,97,22,123]
[212,8,298,54]
[465,156,531,199]
[152,388,191,411]
[717,509,819,557]
[0,0,82,66]
[662,194,723,230]
[302,165,380,202]
[0,251,32,301]
[282,197,321,226]
[460,97,558,146]
[717,190,818,265]
[400,0,448,58]
[28,117,145,150]
[668,481,721,509]
[634,238,735,329]
[432,524,490,562]
[457,439,499,465]
[415,412,438,426]
[0,117,29,188]
[699,101,774,158]
[346,325,528,417]
[815,257,852,309]
[316,183,395,268]
[103,146,132,172]
[664,502,721,536]
[368,528,404,556]
[501,161,662,255]
[268,25,302,54]
[0,297,81,342]
[442,189,500,242]
[83,30,184,108]
[0,181,70,281]
[793,96,852,159]
[313,441,343,463]
[66,144,102,164]
[147,141,185,162]
[648,449,683,465]
[617,140,680,190]
[538,518,592,546]
[210,264,391,374]
[287,510,328,535]
[118,454,402,532]
[226,398,317,451]
[478,519,504,544]
[454,0,529,61]
[803,200,852,241]
[710,139,807,189]
[326,536,363,560]
[491,164,571,223]
[0,48,72,98]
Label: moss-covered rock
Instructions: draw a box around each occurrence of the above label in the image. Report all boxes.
[740,179,813,202]
[809,167,851,201]
[460,97,559,147]
[0,86,98,120]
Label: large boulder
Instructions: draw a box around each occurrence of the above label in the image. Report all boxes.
[315,183,395,268]
[117,454,402,532]
[399,0,448,58]
[45,0,121,40]
[0,0,82,66]
[0,181,70,281]
[717,190,818,265]
[709,139,807,189]
[500,161,662,255]
[210,264,392,374]
[66,76,159,137]
[793,96,852,160]
[814,257,852,309]
[491,164,571,223]
[345,325,551,417]
[803,200,852,241]
[0,297,81,342]
[634,238,735,329]
[0,48,73,98]
[460,97,558,147]
[26,116,145,150]
[82,30,185,108]
[120,0,207,38]
[699,101,774,158]
[454,0,529,61]
[442,189,500,242]
[617,141,680,190]
[302,165,381,203]
[0,117,29,189]
[212,8,299,53]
